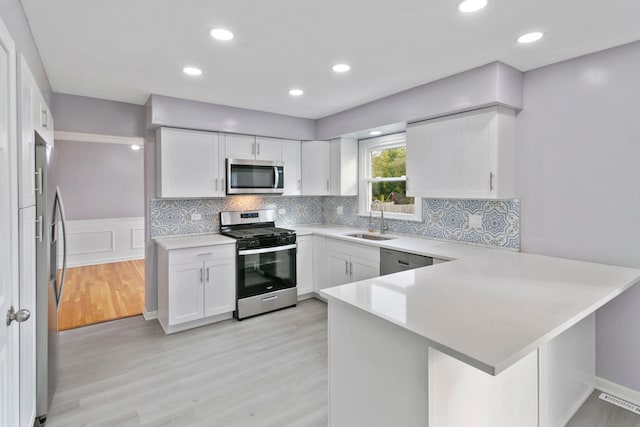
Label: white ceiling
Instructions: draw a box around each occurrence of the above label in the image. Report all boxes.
[21,0,640,119]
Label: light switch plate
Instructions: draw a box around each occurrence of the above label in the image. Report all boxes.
[469,213,482,229]
[278,208,287,215]
[337,206,344,215]
[191,213,202,221]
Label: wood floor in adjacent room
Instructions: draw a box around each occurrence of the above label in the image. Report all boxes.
[47,298,638,427]
[58,259,145,330]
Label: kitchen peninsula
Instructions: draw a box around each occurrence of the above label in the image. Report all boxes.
[321,248,640,427]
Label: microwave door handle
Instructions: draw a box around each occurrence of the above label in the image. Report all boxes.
[274,166,279,189]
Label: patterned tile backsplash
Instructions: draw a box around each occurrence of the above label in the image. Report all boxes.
[150,196,520,250]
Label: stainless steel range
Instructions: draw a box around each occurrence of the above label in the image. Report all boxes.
[220,209,297,319]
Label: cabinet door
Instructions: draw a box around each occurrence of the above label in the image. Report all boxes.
[313,237,327,292]
[330,138,358,196]
[406,115,460,197]
[204,257,236,317]
[19,206,36,426]
[225,133,256,159]
[301,140,330,195]
[296,236,313,295]
[156,128,219,198]
[327,250,350,288]
[168,262,204,325]
[350,256,380,282]
[255,136,283,161]
[281,139,301,195]
[18,61,35,208]
[457,109,493,197]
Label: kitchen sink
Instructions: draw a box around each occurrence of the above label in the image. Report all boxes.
[345,233,396,241]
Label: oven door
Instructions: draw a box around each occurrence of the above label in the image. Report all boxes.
[237,244,297,299]
[227,159,285,194]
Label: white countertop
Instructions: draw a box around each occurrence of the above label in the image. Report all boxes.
[320,244,640,375]
[155,233,235,250]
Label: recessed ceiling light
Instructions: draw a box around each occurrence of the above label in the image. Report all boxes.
[131,144,141,151]
[457,0,487,13]
[182,67,202,76]
[332,64,351,73]
[517,32,544,44]
[210,28,234,41]
[288,89,304,96]
[369,131,382,136]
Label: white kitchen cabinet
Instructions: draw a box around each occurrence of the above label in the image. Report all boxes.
[406,106,516,199]
[296,235,314,296]
[312,236,328,292]
[432,258,449,265]
[157,243,235,333]
[255,136,283,161]
[301,139,358,196]
[325,238,380,287]
[224,133,283,161]
[281,139,301,195]
[330,138,358,196]
[301,140,331,195]
[156,127,225,198]
[204,257,236,317]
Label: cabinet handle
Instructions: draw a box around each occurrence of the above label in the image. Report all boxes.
[350,262,353,277]
[297,179,301,190]
[206,267,210,282]
[200,268,203,283]
[257,143,260,156]
[35,216,43,242]
[215,178,218,191]
[345,260,349,275]
[326,179,330,192]
[34,168,42,195]
[252,143,255,156]
[41,106,48,129]
[489,172,494,192]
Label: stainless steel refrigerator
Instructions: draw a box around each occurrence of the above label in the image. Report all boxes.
[35,135,67,425]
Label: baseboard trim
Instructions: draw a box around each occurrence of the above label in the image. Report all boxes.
[596,377,640,406]
[143,308,157,320]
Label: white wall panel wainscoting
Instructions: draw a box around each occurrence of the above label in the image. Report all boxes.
[59,217,145,267]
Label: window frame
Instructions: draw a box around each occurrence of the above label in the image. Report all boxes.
[358,133,422,222]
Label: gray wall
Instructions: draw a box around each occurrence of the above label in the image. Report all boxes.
[316,62,523,139]
[0,0,51,102]
[516,40,640,391]
[56,140,144,220]
[53,93,145,137]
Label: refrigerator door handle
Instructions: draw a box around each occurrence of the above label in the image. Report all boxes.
[55,188,68,306]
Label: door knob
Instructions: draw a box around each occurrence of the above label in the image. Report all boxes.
[6,306,31,326]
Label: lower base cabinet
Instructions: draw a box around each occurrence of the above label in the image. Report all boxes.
[325,238,380,288]
[296,235,314,296]
[158,244,235,333]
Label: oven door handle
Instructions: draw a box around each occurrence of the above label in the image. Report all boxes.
[238,243,297,256]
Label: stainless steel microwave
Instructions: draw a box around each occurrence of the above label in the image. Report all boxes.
[226,159,285,194]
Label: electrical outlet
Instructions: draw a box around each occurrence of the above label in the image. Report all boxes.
[191,213,202,221]
[337,206,344,215]
[469,213,482,229]
[278,208,287,215]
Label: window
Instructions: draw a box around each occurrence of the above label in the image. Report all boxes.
[359,133,421,221]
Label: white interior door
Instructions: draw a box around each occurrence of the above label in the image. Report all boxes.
[19,206,36,427]
[0,16,19,427]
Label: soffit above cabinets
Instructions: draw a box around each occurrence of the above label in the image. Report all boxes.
[22,0,640,119]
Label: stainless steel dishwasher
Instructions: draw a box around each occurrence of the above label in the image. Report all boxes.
[380,248,433,275]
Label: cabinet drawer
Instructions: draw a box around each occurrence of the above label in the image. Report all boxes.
[168,244,235,266]
[326,238,379,262]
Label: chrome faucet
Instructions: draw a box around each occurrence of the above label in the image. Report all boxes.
[370,200,386,234]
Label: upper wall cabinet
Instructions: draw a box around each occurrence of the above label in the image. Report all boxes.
[156,127,225,198]
[18,55,53,209]
[224,133,283,161]
[406,106,516,199]
[301,138,357,196]
[281,139,301,196]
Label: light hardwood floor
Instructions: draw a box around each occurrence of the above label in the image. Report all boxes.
[47,298,638,427]
[58,260,145,330]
